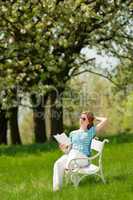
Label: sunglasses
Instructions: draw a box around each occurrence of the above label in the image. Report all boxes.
[80,117,87,121]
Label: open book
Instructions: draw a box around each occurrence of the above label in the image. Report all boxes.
[53,133,71,146]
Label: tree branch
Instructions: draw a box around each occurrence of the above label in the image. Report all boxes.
[72,69,125,89]
[69,57,96,77]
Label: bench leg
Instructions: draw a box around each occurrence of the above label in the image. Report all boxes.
[71,174,81,187]
[65,172,71,185]
[100,169,106,184]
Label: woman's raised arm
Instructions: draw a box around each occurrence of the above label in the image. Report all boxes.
[95,116,108,133]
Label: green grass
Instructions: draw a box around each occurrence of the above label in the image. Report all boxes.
[0,135,133,200]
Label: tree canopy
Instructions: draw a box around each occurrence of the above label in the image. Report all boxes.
[0,0,132,103]
[0,0,133,143]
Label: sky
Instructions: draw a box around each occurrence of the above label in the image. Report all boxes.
[81,47,120,69]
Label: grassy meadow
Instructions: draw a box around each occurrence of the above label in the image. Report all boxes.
[0,134,133,200]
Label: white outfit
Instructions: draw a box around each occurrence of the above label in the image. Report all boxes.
[53,149,89,191]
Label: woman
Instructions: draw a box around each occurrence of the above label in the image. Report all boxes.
[53,111,107,191]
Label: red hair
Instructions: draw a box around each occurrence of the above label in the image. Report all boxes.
[81,111,94,130]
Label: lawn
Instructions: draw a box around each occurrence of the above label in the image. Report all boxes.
[0,134,133,200]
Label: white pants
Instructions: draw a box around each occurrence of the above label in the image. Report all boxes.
[53,149,89,191]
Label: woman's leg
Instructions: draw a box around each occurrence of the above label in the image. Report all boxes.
[53,154,68,191]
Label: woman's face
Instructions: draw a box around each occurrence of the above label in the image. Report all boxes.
[79,114,89,127]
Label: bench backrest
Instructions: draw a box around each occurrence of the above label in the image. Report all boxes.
[91,138,109,152]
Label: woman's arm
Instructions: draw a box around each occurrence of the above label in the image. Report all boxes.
[95,116,108,133]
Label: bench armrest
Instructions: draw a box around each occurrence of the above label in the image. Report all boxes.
[67,152,100,170]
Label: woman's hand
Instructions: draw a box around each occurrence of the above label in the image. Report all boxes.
[59,144,68,151]
[95,116,108,133]
[59,144,71,153]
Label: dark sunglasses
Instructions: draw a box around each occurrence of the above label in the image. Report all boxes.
[80,117,87,121]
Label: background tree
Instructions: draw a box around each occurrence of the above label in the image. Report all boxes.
[0,0,133,144]
[0,104,8,144]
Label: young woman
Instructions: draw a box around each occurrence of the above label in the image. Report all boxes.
[53,111,107,191]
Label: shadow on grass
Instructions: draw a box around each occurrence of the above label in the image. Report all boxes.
[110,174,128,182]
[79,176,102,186]
[68,173,129,188]
[67,176,107,188]
[97,174,129,185]
[0,141,58,157]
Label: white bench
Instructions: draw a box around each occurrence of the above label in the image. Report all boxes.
[65,138,109,187]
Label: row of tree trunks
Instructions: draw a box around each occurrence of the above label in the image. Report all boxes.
[9,107,21,145]
[0,108,8,144]
[32,94,48,143]
[32,89,64,142]
[0,88,64,145]
[50,89,63,138]
[0,106,21,145]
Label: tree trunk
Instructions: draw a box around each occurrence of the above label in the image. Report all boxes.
[50,88,64,138]
[0,108,8,144]
[31,94,48,143]
[9,106,21,145]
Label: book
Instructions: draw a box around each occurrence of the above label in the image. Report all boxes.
[53,133,71,146]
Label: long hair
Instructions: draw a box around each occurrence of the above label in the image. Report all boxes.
[81,111,94,130]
